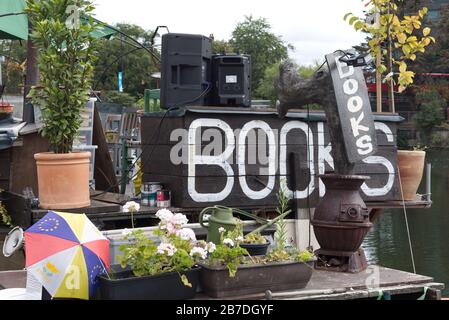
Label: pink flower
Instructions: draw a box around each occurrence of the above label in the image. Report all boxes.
[157,243,177,257]
[176,228,197,241]
[171,213,189,228]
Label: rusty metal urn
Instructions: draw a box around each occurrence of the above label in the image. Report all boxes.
[312,174,373,273]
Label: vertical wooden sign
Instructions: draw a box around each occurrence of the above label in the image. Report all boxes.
[325,52,378,165]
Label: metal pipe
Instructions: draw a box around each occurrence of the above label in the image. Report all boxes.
[426,162,432,203]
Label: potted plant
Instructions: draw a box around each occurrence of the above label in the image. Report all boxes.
[397,145,427,201]
[26,0,99,209]
[198,191,315,298]
[228,220,270,256]
[345,1,434,202]
[98,209,216,300]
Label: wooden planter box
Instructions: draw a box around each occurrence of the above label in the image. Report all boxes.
[199,260,314,298]
[98,266,200,300]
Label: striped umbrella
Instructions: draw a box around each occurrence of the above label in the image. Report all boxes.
[25,211,110,300]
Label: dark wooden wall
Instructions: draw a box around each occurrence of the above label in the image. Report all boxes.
[141,108,402,208]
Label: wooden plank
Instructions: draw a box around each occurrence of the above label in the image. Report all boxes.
[195,266,444,300]
[90,190,131,205]
[1,191,32,228]
[92,104,119,193]
[9,133,50,196]
[325,52,378,167]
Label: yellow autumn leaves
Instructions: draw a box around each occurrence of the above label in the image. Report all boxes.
[344,0,435,93]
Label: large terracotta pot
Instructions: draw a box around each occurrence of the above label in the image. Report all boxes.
[397,150,426,201]
[34,152,91,209]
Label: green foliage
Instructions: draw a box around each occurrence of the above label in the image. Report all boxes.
[26,0,99,153]
[102,90,137,107]
[118,229,196,286]
[243,232,268,245]
[413,87,445,139]
[0,190,12,228]
[230,15,291,94]
[207,243,248,278]
[212,39,234,55]
[205,226,249,277]
[430,132,449,149]
[256,61,324,106]
[0,41,27,94]
[265,186,314,264]
[255,62,280,102]
[412,5,449,74]
[273,188,290,252]
[345,0,435,92]
[93,23,158,97]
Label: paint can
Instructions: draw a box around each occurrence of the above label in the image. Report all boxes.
[157,190,171,208]
[142,182,163,207]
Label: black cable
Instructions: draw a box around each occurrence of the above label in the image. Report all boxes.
[93,46,142,91]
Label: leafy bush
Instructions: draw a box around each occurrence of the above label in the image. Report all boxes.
[26,0,98,153]
[102,90,137,107]
[414,87,445,140]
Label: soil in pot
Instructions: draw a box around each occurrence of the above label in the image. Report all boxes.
[397,150,426,201]
[34,152,91,209]
[98,266,200,300]
[199,261,314,298]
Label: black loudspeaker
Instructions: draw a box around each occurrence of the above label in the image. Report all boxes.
[160,33,212,109]
[211,55,251,107]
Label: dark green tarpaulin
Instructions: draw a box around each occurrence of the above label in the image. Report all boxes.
[0,0,117,41]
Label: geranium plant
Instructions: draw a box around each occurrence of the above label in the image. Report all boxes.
[205,227,249,277]
[26,0,98,153]
[118,209,216,287]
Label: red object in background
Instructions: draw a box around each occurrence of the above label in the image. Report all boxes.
[0,102,13,113]
[367,83,400,93]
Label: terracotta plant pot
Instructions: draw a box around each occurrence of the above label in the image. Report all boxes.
[397,150,426,201]
[34,152,91,209]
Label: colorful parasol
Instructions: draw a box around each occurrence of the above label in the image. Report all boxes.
[24,211,110,300]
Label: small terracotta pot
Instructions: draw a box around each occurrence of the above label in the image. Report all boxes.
[34,152,91,209]
[397,150,426,201]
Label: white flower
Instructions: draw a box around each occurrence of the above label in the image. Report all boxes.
[190,247,208,260]
[123,201,140,213]
[156,209,174,223]
[206,242,216,253]
[236,236,244,242]
[121,228,132,237]
[171,213,189,228]
[218,227,226,234]
[157,243,177,257]
[176,228,197,241]
[223,238,235,247]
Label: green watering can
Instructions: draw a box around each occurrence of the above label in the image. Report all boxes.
[199,205,291,244]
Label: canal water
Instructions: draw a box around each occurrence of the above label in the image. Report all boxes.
[363,149,449,296]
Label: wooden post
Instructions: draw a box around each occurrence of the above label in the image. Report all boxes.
[24,23,39,101]
[375,11,382,113]
[386,6,396,114]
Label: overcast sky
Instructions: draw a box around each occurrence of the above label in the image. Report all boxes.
[93,0,367,65]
